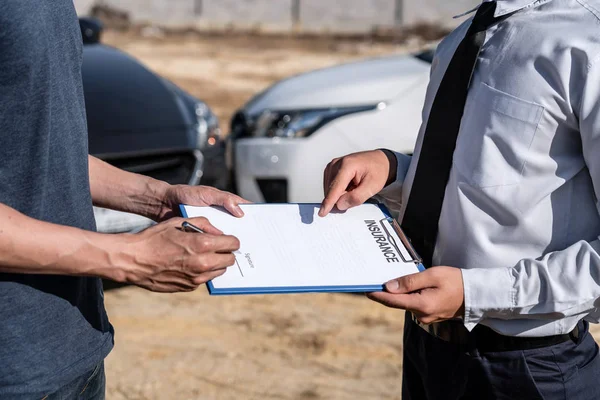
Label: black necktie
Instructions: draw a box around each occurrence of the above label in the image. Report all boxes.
[401,2,512,268]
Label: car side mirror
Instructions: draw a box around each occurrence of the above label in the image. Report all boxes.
[79,17,103,44]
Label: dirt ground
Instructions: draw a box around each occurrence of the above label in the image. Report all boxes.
[100,31,600,399]
[104,287,406,400]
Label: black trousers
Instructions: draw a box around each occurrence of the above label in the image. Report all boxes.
[403,314,600,400]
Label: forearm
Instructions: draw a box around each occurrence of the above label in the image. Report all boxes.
[0,202,125,281]
[89,155,169,221]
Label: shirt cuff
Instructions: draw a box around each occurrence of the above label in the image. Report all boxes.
[378,151,411,196]
[460,267,515,331]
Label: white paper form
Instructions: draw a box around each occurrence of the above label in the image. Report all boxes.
[180,203,424,295]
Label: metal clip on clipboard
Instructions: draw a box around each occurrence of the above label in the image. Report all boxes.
[379,217,422,264]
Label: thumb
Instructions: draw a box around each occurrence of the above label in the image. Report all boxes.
[203,190,248,218]
[385,272,431,294]
[221,195,249,218]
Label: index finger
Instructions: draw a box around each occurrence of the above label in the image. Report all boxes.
[319,168,353,217]
[194,233,241,253]
[184,216,223,236]
[322,158,340,195]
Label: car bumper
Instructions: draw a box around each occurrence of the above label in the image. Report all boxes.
[233,138,294,203]
[232,130,357,203]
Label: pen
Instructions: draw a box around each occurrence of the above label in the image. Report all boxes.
[181,221,205,233]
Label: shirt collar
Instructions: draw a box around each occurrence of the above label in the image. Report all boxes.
[488,0,540,17]
[454,0,546,19]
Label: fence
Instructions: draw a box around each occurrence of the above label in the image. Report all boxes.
[74,0,479,33]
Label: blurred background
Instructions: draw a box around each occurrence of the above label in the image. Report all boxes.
[73,1,598,399]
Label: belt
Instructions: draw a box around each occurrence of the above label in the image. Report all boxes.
[410,313,580,352]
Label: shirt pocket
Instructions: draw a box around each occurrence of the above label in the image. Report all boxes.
[453,82,544,188]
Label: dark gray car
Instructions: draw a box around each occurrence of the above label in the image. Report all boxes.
[80,18,229,232]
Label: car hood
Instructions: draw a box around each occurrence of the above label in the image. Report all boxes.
[244,54,431,115]
[82,44,193,136]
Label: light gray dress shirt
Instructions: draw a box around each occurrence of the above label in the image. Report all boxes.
[379,0,600,337]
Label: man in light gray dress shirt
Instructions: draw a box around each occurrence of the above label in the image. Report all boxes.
[320,0,600,398]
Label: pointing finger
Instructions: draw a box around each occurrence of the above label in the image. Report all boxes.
[319,168,353,217]
[322,158,341,195]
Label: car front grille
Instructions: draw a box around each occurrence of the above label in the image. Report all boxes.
[104,151,201,185]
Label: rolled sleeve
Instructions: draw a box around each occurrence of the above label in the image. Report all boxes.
[461,267,515,330]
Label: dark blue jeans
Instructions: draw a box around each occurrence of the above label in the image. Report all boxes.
[43,362,105,400]
[403,315,600,400]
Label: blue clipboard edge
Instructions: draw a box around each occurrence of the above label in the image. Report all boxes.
[179,202,425,295]
[180,202,392,218]
[179,204,190,218]
[206,282,385,295]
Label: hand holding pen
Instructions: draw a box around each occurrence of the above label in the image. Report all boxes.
[115,217,240,293]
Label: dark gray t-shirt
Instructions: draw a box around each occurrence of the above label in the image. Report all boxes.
[0,0,113,396]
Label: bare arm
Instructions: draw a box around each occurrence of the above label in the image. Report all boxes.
[88,155,169,221]
[0,202,121,278]
[88,155,248,220]
[0,156,249,292]
[0,201,240,292]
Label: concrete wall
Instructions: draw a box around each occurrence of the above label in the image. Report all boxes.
[298,0,396,32]
[405,0,479,25]
[74,0,480,32]
[201,0,295,28]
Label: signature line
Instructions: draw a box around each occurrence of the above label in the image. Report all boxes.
[234,257,245,277]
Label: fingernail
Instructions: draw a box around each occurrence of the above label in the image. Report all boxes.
[385,280,399,292]
[234,206,244,217]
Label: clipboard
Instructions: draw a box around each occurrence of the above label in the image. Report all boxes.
[179,203,425,295]
[380,216,422,265]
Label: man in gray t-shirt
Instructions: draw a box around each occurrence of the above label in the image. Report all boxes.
[0,1,246,398]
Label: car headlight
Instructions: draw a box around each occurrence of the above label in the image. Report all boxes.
[249,104,381,138]
[195,101,221,148]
